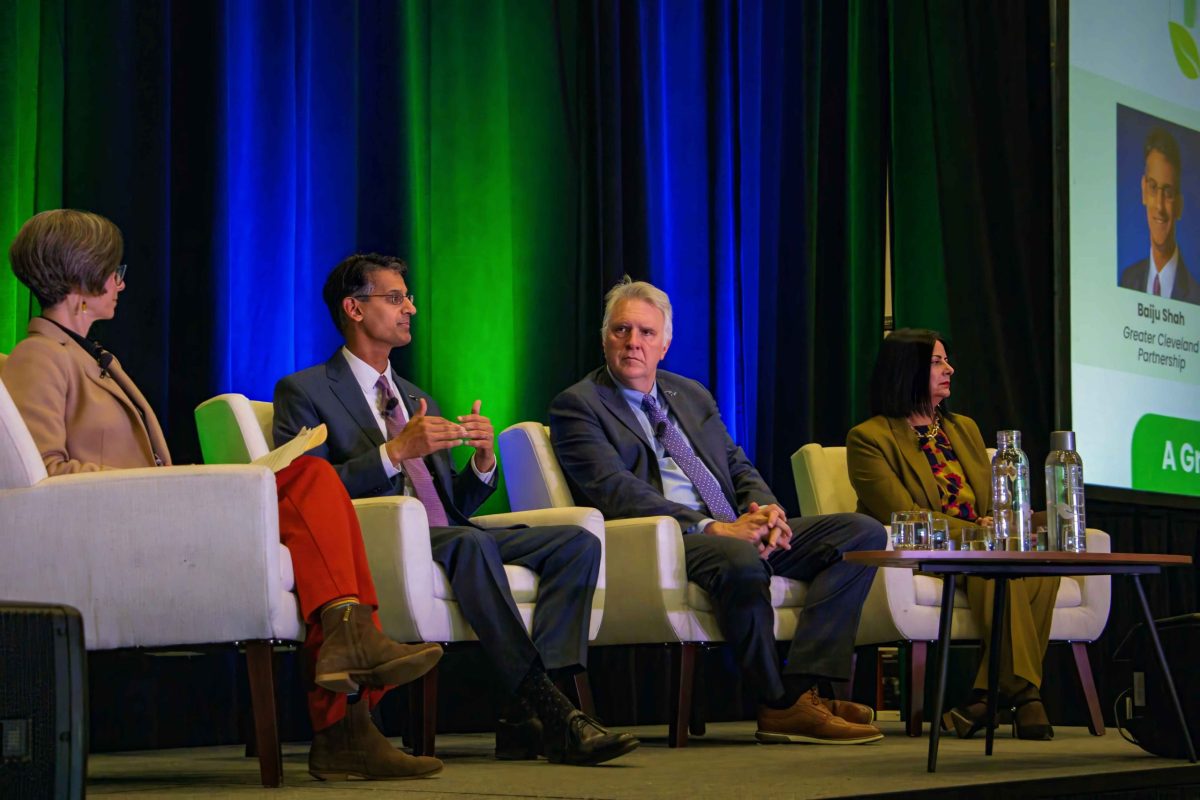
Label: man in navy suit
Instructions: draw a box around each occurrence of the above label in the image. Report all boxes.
[274,253,637,766]
[550,278,887,745]
[1120,127,1200,304]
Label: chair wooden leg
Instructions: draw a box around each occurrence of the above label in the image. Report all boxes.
[906,641,928,737]
[409,664,439,756]
[689,654,706,737]
[668,643,697,748]
[244,641,283,788]
[1071,642,1105,736]
[573,672,596,717]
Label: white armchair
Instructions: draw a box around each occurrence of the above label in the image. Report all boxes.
[0,376,299,787]
[791,442,1110,736]
[498,421,814,747]
[194,394,605,753]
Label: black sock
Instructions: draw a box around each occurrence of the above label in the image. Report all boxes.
[515,665,577,730]
[764,675,817,709]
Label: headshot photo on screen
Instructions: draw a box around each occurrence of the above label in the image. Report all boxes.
[1116,103,1200,305]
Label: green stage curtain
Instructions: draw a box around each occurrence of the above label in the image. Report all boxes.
[0,0,60,352]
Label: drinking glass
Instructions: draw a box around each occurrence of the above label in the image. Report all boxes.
[961,526,993,552]
[1034,526,1049,552]
[891,510,933,551]
[931,518,950,551]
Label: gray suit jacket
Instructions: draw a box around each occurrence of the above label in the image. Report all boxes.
[1119,252,1200,305]
[549,366,775,530]
[273,351,493,525]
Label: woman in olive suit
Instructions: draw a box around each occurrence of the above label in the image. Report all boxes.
[846,329,1057,740]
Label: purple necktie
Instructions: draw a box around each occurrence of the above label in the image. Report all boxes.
[641,394,737,523]
[376,376,450,527]
[1153,273,1162,296]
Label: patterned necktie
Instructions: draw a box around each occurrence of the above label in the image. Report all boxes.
[641,394,737,523]
[375,376,450,527]
[1153,272,1162,296]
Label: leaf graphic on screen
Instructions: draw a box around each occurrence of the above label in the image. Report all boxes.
[1169,21,1200,80]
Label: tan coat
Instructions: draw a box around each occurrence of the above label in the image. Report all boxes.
[846,412,992,531]
[2,317,171,474]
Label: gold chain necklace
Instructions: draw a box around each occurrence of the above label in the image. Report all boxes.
[910,411,941,442]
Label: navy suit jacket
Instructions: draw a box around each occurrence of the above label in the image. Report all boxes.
[1120,252,1200,305]
[273,350,494,525]
[549,366,776,530]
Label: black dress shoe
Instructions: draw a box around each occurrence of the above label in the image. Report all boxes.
[496,714,543,760]
[544,710,639,766]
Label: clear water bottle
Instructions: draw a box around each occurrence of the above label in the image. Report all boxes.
[1045,430,1087,552]
[992,430,1033,551]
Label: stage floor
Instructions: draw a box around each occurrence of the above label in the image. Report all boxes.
[87,720,1200,799]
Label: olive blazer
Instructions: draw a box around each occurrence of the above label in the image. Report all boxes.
[846,412,991,531]
[2,316,171,475]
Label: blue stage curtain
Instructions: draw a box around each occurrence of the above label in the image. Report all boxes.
[579,0,798,475]
[215,0,358,400]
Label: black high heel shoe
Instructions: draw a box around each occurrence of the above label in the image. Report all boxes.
[942,690,990,739]
[1010,686,1054,740]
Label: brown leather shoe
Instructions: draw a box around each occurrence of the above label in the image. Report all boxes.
[757,689,884,745]
[820,696,876,725]
[309,699,443,781]
[315,603,442,693]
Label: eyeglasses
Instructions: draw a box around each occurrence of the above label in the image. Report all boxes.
[113,264,127,286]
[354,291,414,306]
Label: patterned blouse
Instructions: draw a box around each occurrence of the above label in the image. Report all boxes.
[911,424,979,521]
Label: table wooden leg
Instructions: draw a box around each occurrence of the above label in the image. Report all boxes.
[984,576,1007,756]
[927,573,956,773]
[1132,575,1196,763]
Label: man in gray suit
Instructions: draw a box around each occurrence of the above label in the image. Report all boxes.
[1120,127,1200,304]
[550,278,887,745]
[274,253,637,766]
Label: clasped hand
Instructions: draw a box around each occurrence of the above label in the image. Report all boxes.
[384,398,495,472]
[708,501,792,559]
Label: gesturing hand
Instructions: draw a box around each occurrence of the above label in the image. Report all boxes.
[458,399,496,473]
[384,398,468,465]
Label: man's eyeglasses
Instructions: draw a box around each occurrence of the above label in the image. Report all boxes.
[354,291,414,306]
[113,264,127,285]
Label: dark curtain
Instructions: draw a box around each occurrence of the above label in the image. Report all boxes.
[890,0,1056,498]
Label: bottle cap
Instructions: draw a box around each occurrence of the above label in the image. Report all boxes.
[1050,430,1076,452]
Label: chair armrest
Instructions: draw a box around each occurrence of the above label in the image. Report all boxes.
[0,465,291,650]
[351,496,437,643]
[472,506,603,538]
[592,515,687,645]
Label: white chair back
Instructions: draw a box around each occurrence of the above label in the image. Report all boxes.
[195,393,275,464]
[0,376,49,489]
[791,444,857,515]
[497,422,575,511]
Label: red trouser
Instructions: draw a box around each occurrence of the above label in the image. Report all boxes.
[275,455,388,730]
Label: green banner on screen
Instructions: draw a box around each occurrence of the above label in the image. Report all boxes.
[1131,413,1200,497]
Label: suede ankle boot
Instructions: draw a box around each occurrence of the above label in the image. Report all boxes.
[314,603,442,693]
[309,699,443,781]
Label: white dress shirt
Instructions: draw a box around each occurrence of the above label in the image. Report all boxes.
[1145,247,1179,299]
[340,347,496,492]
